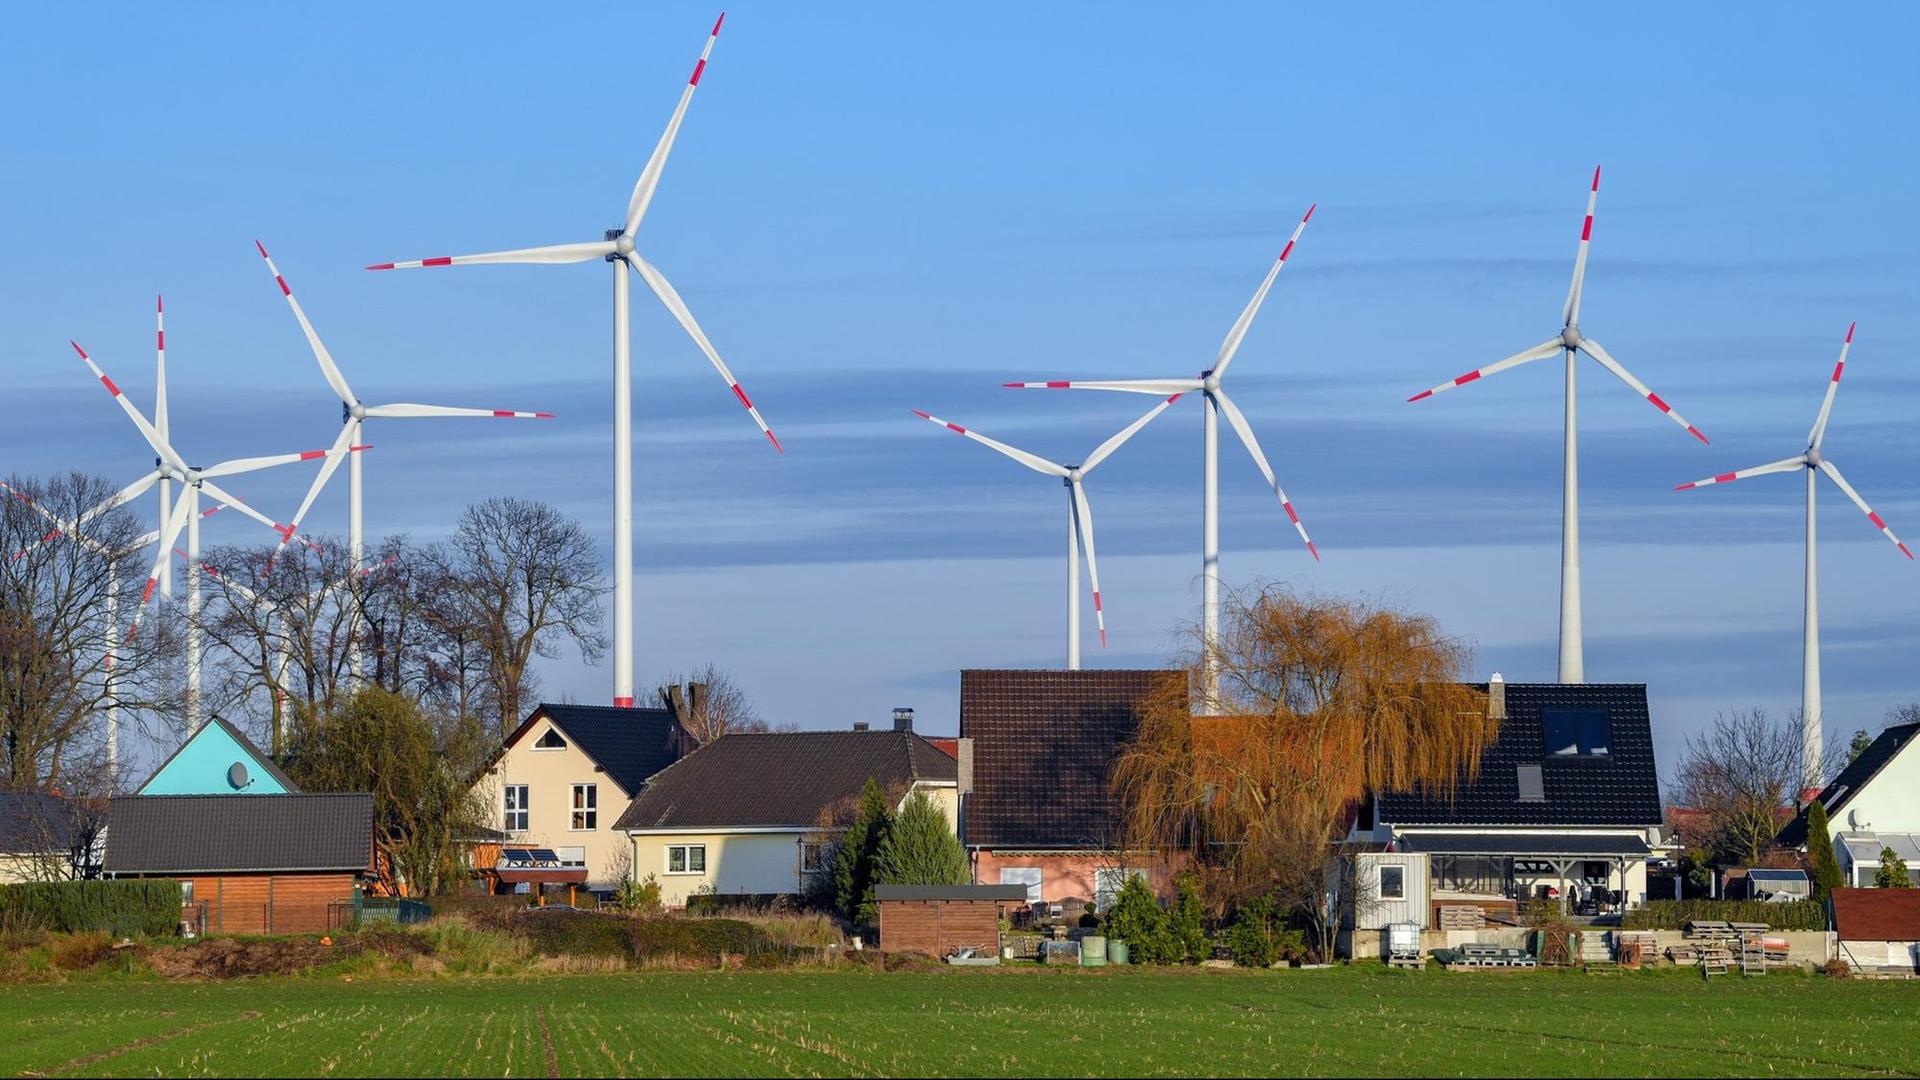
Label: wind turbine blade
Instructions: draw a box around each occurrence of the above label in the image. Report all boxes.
[1674,456,1805,491]
[78,470,164,527]
[282,423,360,547]
[1562,166,1601,326]
[1212,203,1314,380]
[1809,322,1855,451]
[1215,390,1317,560]
[1,481,82,555]
[1070,482,1107,647]
[366,240,617,271]
[1578,337,1709,443]
[1082,394,1183,474]
[155,294,169,443]
[910,410,1069,478]
[629,254,780,451]
[625,12,725,238]
[1818,459,1913,558]
[197,443,369,480]
[131,492,197,619]
[196,480,304,546]
[363,403,555,420]
[1003,379,1201,396]
[69,342,187,472]
[1407,337,1563,402]
[256,241,359,408]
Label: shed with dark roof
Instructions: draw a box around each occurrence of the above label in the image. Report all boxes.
[1831,887,1920,973]
[104,793,374,934]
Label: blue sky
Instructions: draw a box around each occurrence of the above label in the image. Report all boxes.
[4,4,1918,777]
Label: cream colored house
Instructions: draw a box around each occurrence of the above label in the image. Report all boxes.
[0,792,98,883]
[471,703,686,893]
[615,719,958,908]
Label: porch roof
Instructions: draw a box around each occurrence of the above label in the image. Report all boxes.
[1397,833,1650,858]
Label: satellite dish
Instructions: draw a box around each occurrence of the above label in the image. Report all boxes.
[1848,807,1868,830]
[227,762,250,790]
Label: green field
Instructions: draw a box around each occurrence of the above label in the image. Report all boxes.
[2,966,1914,1078]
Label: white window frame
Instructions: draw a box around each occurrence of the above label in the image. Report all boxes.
[531,727,569,752]
[999,867,1043,903]
[666,843,707,875]
[570,783,597,831]
[1378,864,1406,901]
[1094,867,1142,912]
[503,784,529,832]
[800,841,830,875]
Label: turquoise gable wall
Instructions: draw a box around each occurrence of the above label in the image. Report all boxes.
[139,724,290,795]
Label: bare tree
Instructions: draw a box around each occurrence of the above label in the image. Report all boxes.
[658,662,766,745]
[1113,584,1491,916]
[431,499,605,737]
[1672,708,1838,867]
[0,473,179,788]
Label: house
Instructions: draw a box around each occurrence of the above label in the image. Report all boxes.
[1353,677,1665,927]
[0,792,102,883]
[1777,721,1920,887]
[139,717,298,796]
[614,716,957,908]
[1830,887,1920,975]
[469,702,688,894]
[103,793,374,934]
[959,668,1187,908]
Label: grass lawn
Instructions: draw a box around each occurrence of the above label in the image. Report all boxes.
[1,965,1914,1078]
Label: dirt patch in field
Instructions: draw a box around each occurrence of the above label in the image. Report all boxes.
[146,929,429,980]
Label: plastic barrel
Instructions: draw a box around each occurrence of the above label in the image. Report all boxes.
[1109,939,1129,965]
[1081,935,1108,967]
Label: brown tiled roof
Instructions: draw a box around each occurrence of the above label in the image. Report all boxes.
[1831,887,1920,941]
[958,668,1185,850]
[612,729,956,831]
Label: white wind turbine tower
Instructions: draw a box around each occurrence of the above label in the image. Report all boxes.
[68,338,366,727]
[912,396,1179,667]
[1005,204,1320,704]
[1675,323,1910,793]
[365,13,778,708]
[1407,168,1709,684]
[255,241,552,676]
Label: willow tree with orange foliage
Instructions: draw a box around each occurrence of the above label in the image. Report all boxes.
[1113,585,1495,935]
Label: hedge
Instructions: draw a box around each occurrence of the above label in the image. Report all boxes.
[1622,899,1827,931]
[475,908,779,961]
[0,880,182,937]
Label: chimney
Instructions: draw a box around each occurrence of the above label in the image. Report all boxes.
[1488,673,1507,722]
[852,721,870,732]
[661,684,685,720]
[892,707,914,733]
[956,737,974,795]
[687,682,707,722]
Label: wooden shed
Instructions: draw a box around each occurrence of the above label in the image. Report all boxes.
[876,884,1028,956]
[104,794,375,934]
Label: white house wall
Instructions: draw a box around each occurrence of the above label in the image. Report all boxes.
[630,831,809,907]
[471,717,634,892]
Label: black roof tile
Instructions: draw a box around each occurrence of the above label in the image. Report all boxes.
[103,794,374,875]
[501,703,683,795]
[1377,683,1663,828]
[612,729,955,831]
[958,668,1185,850]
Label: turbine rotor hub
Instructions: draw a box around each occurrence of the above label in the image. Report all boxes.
[1806,447,1823,467]
[615,233,636,257]
[1561,325,1582,349]
[1202,372,1221,392]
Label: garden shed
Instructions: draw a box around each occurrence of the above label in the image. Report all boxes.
[876,884,1028,956]
[1831,887,1920,976]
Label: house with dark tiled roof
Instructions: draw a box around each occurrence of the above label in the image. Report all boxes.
[103,793,374,934]
[139,717,298,796]
[468,702,689,894]
[1776,722,1920,888]
[614,714,957,907]
[1352,677,1666,925]
[959,668,1188,908]
[0,792,103,883]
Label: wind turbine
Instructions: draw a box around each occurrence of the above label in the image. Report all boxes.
[912,396,1178,667]
[364,13,777,709]
[255,241,551,676]
[1406,168,1709,684]
[1004,203,1320,704]
[68,338,366,726]
[1675,323,1910,793]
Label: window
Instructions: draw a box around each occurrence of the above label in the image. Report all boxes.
[1515,764,1546,801]
[999,867,1043,903]
[533,728,568,750]
[1378,864,1405,900]
[1094,868,1142,912]
[571,784,597,830]
[667,844,707,875]
[179,881,195,906]
[503,785,529,831]
[1542,708,1612,757]
[800,841,832,875]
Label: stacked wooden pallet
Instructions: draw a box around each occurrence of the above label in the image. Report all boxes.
[1665,943,1700,966]
[1438,906,1485,931]
[1447,943,1537,969]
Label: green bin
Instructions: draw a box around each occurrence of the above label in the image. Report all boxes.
[1081,935,1108,967]
[1109,939,1130,965]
